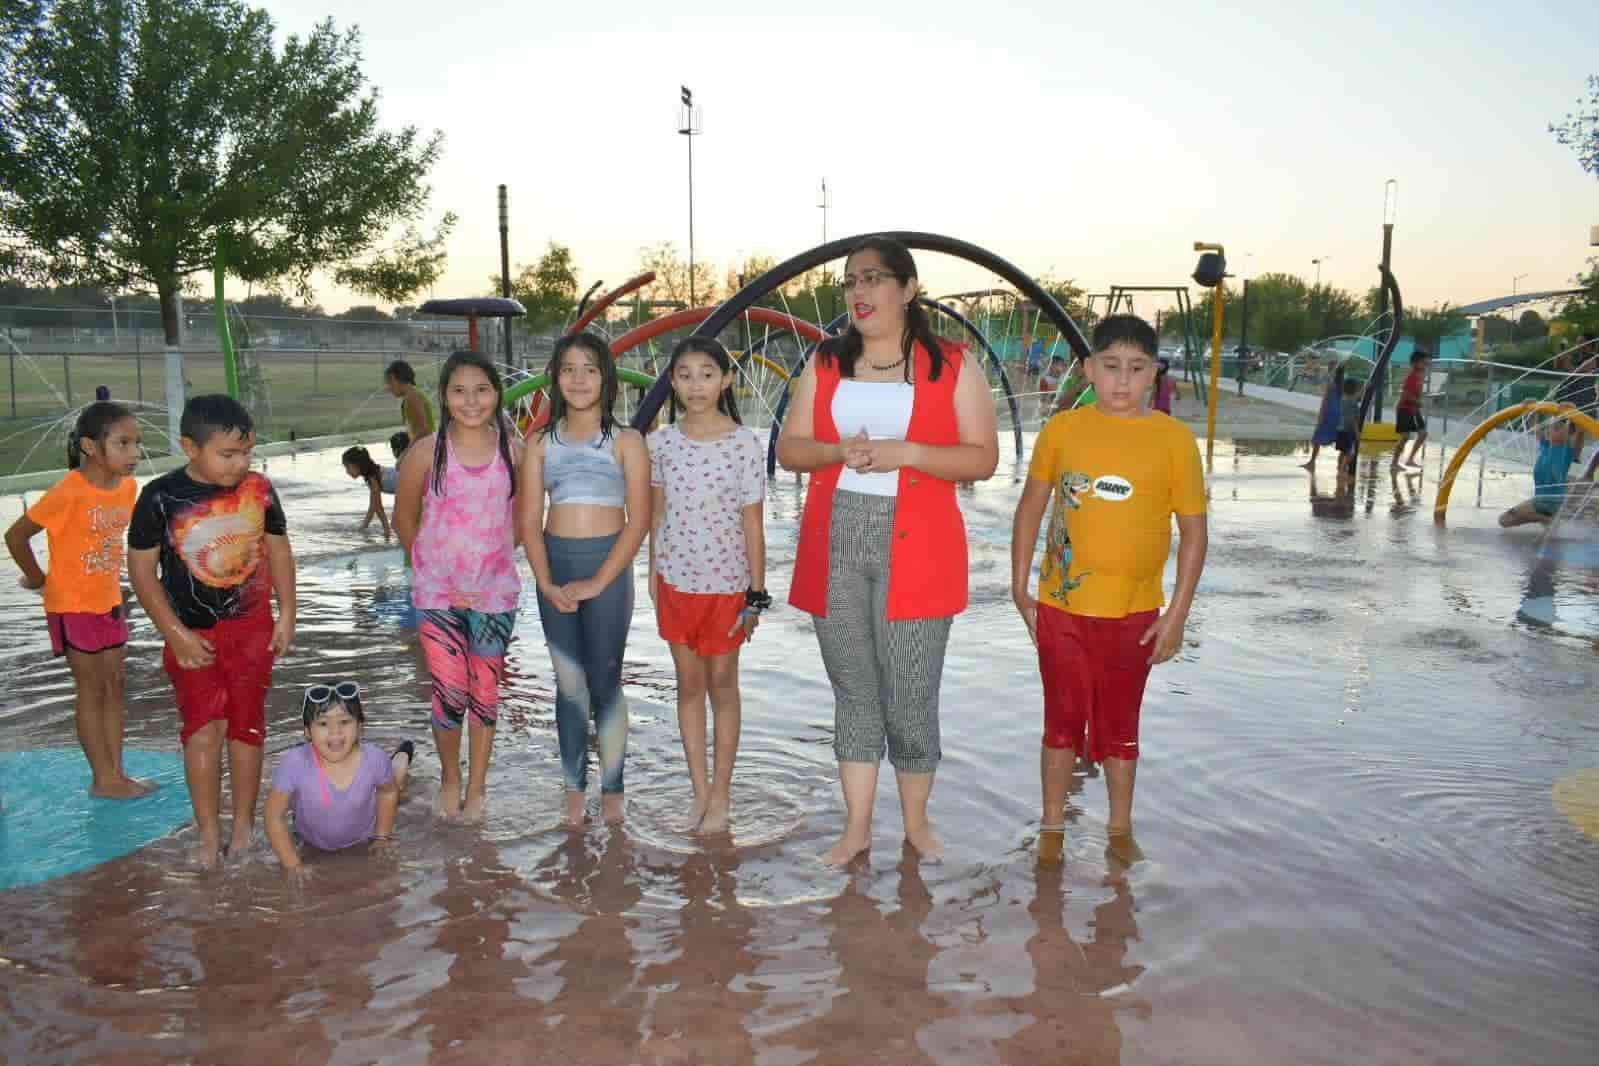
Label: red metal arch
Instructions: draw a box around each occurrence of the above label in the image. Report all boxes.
[607,305,827,357]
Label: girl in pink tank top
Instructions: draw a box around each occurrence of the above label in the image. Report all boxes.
[393,351,524,823]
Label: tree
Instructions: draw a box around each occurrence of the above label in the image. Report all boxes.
[498,242,579,334]
[335,305,391,322]
[0,0,453,349]
[1406,304,1467,351]
[1514,310,1548,341]
[1553,262,1599,336]
[1549,74,1599,179]
[638,241,719,307]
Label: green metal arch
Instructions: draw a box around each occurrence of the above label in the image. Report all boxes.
[503,366,656,408]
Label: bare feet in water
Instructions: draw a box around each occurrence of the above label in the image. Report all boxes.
[436,782,463,820]
[698,796,730,835]
[822,830,871,867]
[563,791,586,827]
[904,825,944,863]
[461,793,485,824]
[91,775,157,800]
[602,793,625,826]
[227,825,254,859]
[193,828,221,870]
[685,794,709,833]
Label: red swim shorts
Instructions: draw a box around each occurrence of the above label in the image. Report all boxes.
[47,606,129,657]
[656,577,747,658]
[1037,604,1158,762]
[163,611,276,747]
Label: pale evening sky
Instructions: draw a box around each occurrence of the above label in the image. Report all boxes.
[259,0,1599,317]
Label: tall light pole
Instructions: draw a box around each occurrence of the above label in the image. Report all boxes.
[498,184,513,366]
[818,177,830,244]
[1375,179,1397,421]
[1312,256,1329,289]
[1193,242,1227,467]
[678,86,702,306]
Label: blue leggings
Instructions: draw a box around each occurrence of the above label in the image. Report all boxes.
[537,532,633,794]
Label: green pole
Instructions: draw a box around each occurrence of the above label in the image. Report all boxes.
[215,239,240,399]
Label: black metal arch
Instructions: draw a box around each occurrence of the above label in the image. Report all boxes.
[1349,265,1404,466]
[631,231,1090,431]
[918,296,1024,462]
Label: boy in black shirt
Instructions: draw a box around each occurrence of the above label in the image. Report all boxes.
[128,395,296,868]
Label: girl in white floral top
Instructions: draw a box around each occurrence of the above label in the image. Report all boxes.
[647,337,767,833]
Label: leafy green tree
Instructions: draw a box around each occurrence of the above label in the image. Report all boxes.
[0,0,453,348]
[1553,262,1599,336]
[638,241,720,307]
[1514,310,1547,341]
[498,242,580,334]
[1406,304,1466,351]
[1549,74,1599,179]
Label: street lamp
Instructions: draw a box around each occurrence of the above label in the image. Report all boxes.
[1192,241,1227,467]
[677,86,702,306]
[1312,256,1329,289]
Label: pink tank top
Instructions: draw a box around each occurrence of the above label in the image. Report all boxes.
[411,435,522,613]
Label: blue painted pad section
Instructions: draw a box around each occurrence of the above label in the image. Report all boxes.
[0,748,191,890]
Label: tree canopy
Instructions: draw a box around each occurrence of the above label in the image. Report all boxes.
[0,0,453,344]
[1550,74,1599,180]
[496,242,580,334]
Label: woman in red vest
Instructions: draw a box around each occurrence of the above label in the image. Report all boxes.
[777,236,999,865]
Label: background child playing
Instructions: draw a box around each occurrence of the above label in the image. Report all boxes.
[1010,315,1207,867]
[648,338,767,834]
[1302,363,1345,469]
[520,333,650,828]
[342,446,394,540]
[4,401,152,799]
[264,681,414,883]
[1500,417,1576,528]
[128,395,296,868]
[1336,376,1362,482]
[1393,350,1431,470]
[1151,357,1180,415]
[393,351,524,824]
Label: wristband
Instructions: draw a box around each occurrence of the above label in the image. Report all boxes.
[745,588,773,612]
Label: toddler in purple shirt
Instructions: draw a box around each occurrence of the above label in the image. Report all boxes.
[264,681,414,882]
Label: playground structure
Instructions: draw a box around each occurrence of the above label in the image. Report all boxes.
[1433,401,1599,524]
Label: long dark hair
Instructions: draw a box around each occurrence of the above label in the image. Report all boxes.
[817,236,948,382]
[665,336,741,424]
[68,401,135,470]
[541,332,619,444]
[342,445,381,484]
[429,349,515,498]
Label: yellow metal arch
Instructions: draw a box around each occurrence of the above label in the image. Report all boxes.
[731,351,791,381]
[1434,401,1599,523]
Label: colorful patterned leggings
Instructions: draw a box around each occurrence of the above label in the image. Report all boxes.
[419,607,517,730]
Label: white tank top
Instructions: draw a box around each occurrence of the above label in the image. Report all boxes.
[833,379,915,496]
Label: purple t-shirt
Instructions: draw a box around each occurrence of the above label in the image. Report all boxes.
[270,742,392,851]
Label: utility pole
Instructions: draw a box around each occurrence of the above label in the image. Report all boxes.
[498,184,513,366]
[678,87,701,306]
[818,178,830,244]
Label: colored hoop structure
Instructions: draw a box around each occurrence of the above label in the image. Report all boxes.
[1433,401,1599,523]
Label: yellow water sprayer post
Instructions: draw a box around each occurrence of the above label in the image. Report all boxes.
[1194,242,1226,467]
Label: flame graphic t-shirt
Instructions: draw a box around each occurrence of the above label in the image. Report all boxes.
[128,468,287,630]
[1027,406,1206,619]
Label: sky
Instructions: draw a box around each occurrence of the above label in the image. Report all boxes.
[256,0,1599,319]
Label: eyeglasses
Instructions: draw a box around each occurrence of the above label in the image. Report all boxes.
[303,680,361,715]
[840,269,898,292]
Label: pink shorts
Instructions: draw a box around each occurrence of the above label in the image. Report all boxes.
[48,606,130,657]
[1038,604,1158,762]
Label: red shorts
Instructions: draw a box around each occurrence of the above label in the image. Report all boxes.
[1038,604,1158,762]
[47,606,129,657]
[656,577,746,658]
[163,612,276,747]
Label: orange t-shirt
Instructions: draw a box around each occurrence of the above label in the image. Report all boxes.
[25,470,137,614]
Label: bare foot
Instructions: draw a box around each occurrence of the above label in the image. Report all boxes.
[192,831,221,871]
[1299,460,1315,469]
[698,798,730,835]
[563,791,586,828]
[821,830,871,867]
[1038,825,1066,869]
[436,782,463,820]
[124,775,159,796]
[461,793,486,824]
[904,826,944,863]
[602,793,625,826]
[90,777,152,800]
[684,794,709,833]
[1106,828,1144,865]
[227,825,254,858]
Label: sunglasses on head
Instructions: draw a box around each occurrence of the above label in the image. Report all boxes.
[302,680,362,720]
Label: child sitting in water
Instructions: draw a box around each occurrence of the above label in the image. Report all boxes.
[1500,417,1576,528]
[342,446,395,540]
[264,681,414,883]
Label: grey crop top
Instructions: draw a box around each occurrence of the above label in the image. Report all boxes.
[543,424,626,507]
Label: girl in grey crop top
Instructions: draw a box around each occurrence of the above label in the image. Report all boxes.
[543,425,627,507]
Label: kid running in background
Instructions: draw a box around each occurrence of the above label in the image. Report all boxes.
[1336,376,1362,482]
[1302,363,1345,469]
[393,351,524,823]
[648,337,767,834]
[342,446,394,540]
[263,681,415,883]
[1151,358,1179,415]
[1011,315,1207,867]
[4,401,152,798]
[1392,350,1431,470]
[128,395,296,868]
[1500,417,1576,528]
[520,332,650,828]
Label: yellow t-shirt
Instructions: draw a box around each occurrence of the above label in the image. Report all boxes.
[1027,406,1206,618]
[25,470,137,614]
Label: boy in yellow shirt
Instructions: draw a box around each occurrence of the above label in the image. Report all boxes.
[1010,315,1208,866]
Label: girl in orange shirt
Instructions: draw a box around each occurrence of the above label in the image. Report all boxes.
[4,401,153,798]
